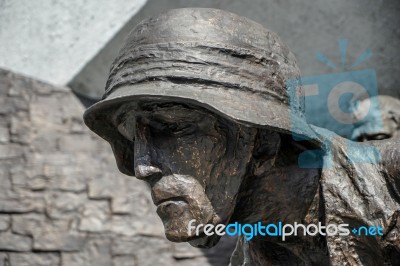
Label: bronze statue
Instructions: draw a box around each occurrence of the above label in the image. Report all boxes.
[353,95,400,141]
[84,8,400,265]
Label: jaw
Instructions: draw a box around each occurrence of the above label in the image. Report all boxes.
[189,234,222,248]
[159,202,232,248]
[162,218,222,247]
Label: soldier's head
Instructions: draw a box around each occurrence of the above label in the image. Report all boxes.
[84,8,317,247]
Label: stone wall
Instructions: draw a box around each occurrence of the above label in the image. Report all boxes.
[0,69,233,266]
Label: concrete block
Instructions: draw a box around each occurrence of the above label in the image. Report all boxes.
[0,215,10,231]
[79,201,110,232]
[61,238,112,266]
[0,232,32,251]
[9,253,60,266]
[0,0,147,87]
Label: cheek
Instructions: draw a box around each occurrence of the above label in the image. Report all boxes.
[152,135,225,175]
[185,138,226,179]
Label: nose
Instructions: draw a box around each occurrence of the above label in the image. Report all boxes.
[135,164,162,180]
[133,118,163,183]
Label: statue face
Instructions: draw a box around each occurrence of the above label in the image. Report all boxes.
[119,102,257,245]
[358,114,400,141]
[354,96,400,141]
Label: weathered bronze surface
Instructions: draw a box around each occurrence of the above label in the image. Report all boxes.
[353,95,400,141]
[84,8,400,265]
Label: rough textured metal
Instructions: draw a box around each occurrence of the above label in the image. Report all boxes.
[84,8,317,176]
[353,95,400,141]
[84,8,400,265]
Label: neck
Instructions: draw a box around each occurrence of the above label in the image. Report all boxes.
[230,163,329,265]
[233,163,320,224]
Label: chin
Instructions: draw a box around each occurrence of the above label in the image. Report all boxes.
[160,217,194,242]
[156,199,217,240]
[163,228,222,249]
[163,227,222,248]
[189,234,222,248]
[164,230,192,242]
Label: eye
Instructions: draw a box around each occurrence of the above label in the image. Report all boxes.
[117,119,136,141]
[166,122,196,136]
[371,133,390,140]
[357,133,391,141]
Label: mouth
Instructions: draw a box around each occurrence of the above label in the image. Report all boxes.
[154,196,187,206]
[150,174,193,206]
[151,186,187,206]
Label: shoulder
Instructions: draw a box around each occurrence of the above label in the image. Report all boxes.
[362,138,400,177]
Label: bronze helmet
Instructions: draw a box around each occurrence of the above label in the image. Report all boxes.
[84,8,317,175]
